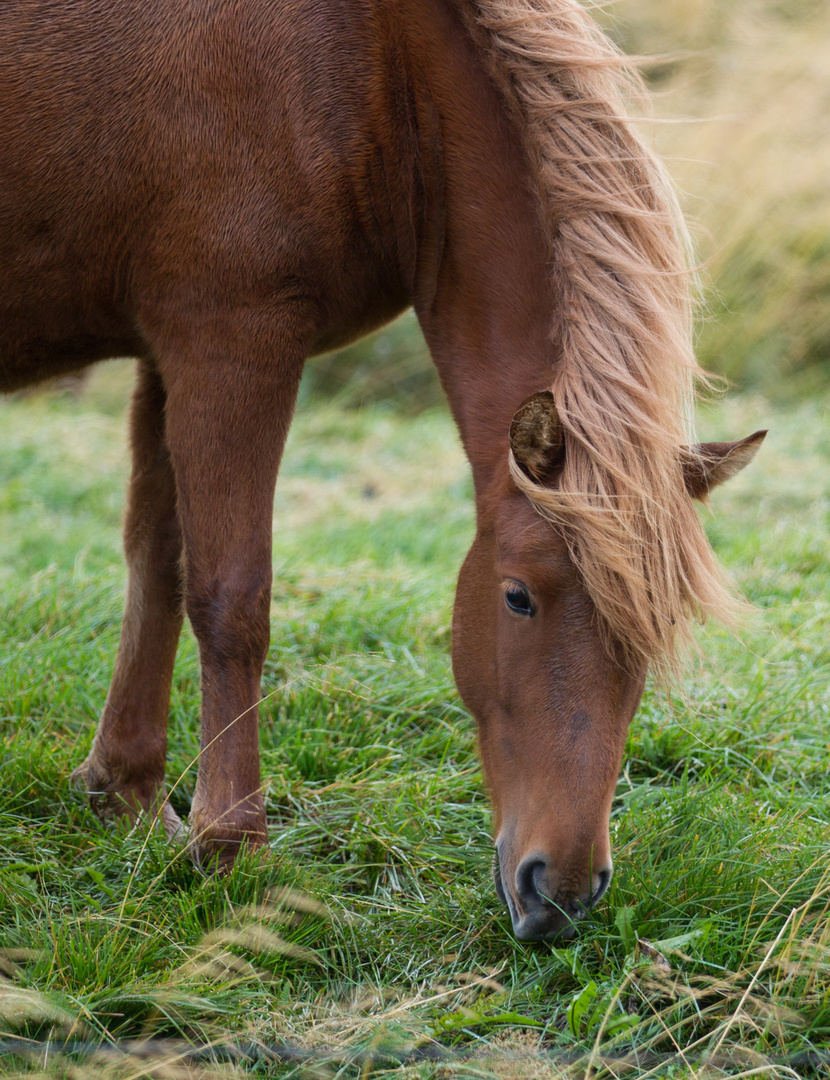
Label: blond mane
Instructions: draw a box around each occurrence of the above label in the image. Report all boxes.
[457,0,739,675]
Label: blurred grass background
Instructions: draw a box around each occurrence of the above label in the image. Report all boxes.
[610,0,830,399]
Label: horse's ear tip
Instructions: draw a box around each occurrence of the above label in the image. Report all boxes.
[738,429,767,459]
[683,426,768,498]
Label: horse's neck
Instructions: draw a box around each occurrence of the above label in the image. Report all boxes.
[398,0,555,490]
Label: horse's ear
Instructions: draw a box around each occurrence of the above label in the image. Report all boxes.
[682,430,767,499]
[509,391,566,482]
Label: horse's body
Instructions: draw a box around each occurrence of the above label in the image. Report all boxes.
[1,0,763,940]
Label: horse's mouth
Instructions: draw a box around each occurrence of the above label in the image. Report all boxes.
[493,847,611,943]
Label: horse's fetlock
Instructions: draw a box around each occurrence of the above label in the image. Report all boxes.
[71,751,181,838]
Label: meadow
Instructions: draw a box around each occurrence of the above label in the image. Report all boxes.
[1,359,829,1078]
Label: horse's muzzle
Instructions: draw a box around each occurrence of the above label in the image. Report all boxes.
[494,850,612,942]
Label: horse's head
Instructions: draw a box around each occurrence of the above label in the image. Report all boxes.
[452,392,765,942]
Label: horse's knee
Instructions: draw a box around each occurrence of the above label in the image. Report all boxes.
[186,570,272,669]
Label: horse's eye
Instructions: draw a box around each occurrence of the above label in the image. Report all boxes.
[504,582,535,617]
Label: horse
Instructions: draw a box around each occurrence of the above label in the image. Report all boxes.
[0,0,764,942]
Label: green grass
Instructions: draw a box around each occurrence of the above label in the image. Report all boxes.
[2,368,829,1078]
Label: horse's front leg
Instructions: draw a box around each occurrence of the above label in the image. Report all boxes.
[72,359,184,837]
[158,318,305,870]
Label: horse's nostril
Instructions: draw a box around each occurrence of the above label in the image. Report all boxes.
[592,867,612,907]
[515,855,549,908]
[510,856,613,941]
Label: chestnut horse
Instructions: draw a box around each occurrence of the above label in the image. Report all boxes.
[0,0,763,941]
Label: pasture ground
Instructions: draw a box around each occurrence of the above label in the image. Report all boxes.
[1,363,829,1078]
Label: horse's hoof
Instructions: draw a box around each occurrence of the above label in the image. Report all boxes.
[70,756,184,838]
[70,756,120,818]
[186,811,268,874]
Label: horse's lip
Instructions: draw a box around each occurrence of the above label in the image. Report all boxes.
[514,914,578,943]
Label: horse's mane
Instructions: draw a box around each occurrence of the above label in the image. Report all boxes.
[456,0,739,676]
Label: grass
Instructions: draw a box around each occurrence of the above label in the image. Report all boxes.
[609,0,830,397]
[1,365,829,1078]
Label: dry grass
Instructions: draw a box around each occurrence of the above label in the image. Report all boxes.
[5,868,830,1078]
[610,0,830,396]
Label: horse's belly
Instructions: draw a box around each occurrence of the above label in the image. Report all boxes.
[0,220,141,391]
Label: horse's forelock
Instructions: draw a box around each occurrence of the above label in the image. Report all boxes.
[461,0,740,677]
